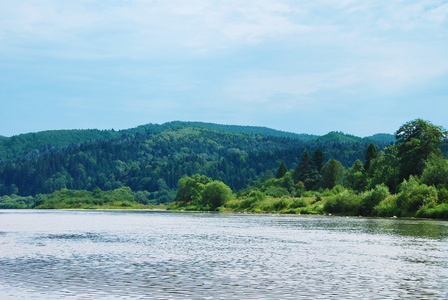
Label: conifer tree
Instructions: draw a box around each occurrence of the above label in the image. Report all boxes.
[364,143,378,171]
[276,161,287,179]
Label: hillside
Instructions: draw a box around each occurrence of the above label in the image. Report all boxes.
[0,126,383,200]
[364,133,396,144]
[1,121,385,160]
[313,131,365,143]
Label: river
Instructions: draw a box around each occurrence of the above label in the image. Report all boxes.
[1,210,447,299]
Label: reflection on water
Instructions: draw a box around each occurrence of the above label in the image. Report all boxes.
[1,210,447,299]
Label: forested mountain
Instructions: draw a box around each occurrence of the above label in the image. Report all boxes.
[365,133,396,144]
[0,125,390,200]
[0,121,392,160]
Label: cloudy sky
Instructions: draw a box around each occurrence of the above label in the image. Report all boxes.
[1,0,447,137]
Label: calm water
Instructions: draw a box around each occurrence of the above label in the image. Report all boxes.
[1,210,447,299]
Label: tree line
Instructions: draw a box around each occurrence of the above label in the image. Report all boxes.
[171,119,448,219]
[0,126,390,201]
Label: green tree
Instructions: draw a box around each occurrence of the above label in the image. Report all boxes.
[276,161,287,179]
[293,151,312,184]
[344,159,365,191]
[395,119,447,181]
[261,170,274,182]
[322,158,345,189]
[421,153,448,188]
[364,143,378,172]
[176,174,212,205]
[311,148,325,172]
[366,147,400,193]
[201,181,233,210]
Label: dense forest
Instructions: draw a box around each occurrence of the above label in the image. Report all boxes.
[1,119,447,218]
[0,121,395,160]
[0,124,391,200]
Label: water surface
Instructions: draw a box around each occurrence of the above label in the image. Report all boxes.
[1,210,447,299]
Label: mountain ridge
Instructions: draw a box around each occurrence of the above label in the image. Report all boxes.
[0,121,395,160]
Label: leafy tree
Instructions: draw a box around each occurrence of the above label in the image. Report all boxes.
[322,158,345,189]
[395,119,447,181]
[201,181,233,210]
[359,184,390,216]
[344,159,365,191]
[276,161,287,179]
[366,147,400,193]
[396,176,437,212]
[176,174,212,205]
[364,143,378,171]
[421,153,448,188]
[282,172,295,193]
[261,170,274,182]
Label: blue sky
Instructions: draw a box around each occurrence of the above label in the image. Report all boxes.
[1,0,447,137]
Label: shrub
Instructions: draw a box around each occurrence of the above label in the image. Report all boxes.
[359,184,390,216]
[396,176,438,212]
[372,195,399,217]
[272,199,288,211]
[289,198,308,209]
[238,190,265,210]
[265,187,290,198]
[417,203,448,219]
[324,191,361,215]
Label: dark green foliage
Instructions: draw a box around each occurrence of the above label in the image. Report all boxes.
[343,159,365,191]
[364,143,378,171]
[311,148,325,172]
[294,150,324,190]
[421,154,448,188]
[367,147,400,193]
[176,174,212,206]
[289,198,308,209]
[314,131,365,143]
[0,194,35,209]
[265,186,290,198]
[30,187,163,209]
[0,124,387,198]
[271,199,288,211]
[201,181,233,210]
[236,190,266,210]
[276,161,287,179]
[323,191,361,215]
[417,203,448,219]
[364,133,396,144]
[395,118,447,181]
[359,184,390,215]
[322,159,345,189]
[396,176,437,213]
[175,175,232,210]
[293,151,312,183]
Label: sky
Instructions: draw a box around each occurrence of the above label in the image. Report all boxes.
[1,0,447,137]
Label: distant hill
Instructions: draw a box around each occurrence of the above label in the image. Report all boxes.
[124,121,319,141]
[364,133,396,144]
[0,121,388,160]
[313,131,365,143]
[0,126,380,198]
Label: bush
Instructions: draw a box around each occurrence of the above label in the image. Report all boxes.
[324,191,361,215]
[289,198,308,209]
[396,176,437,212]
[265,186,290,198]
[417,203,448,219]
[238,190,265,210]
[372,195,399,217]
[272,199,288,211]
[359,184,390,216]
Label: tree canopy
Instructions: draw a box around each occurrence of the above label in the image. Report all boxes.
[395,119,447,181]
